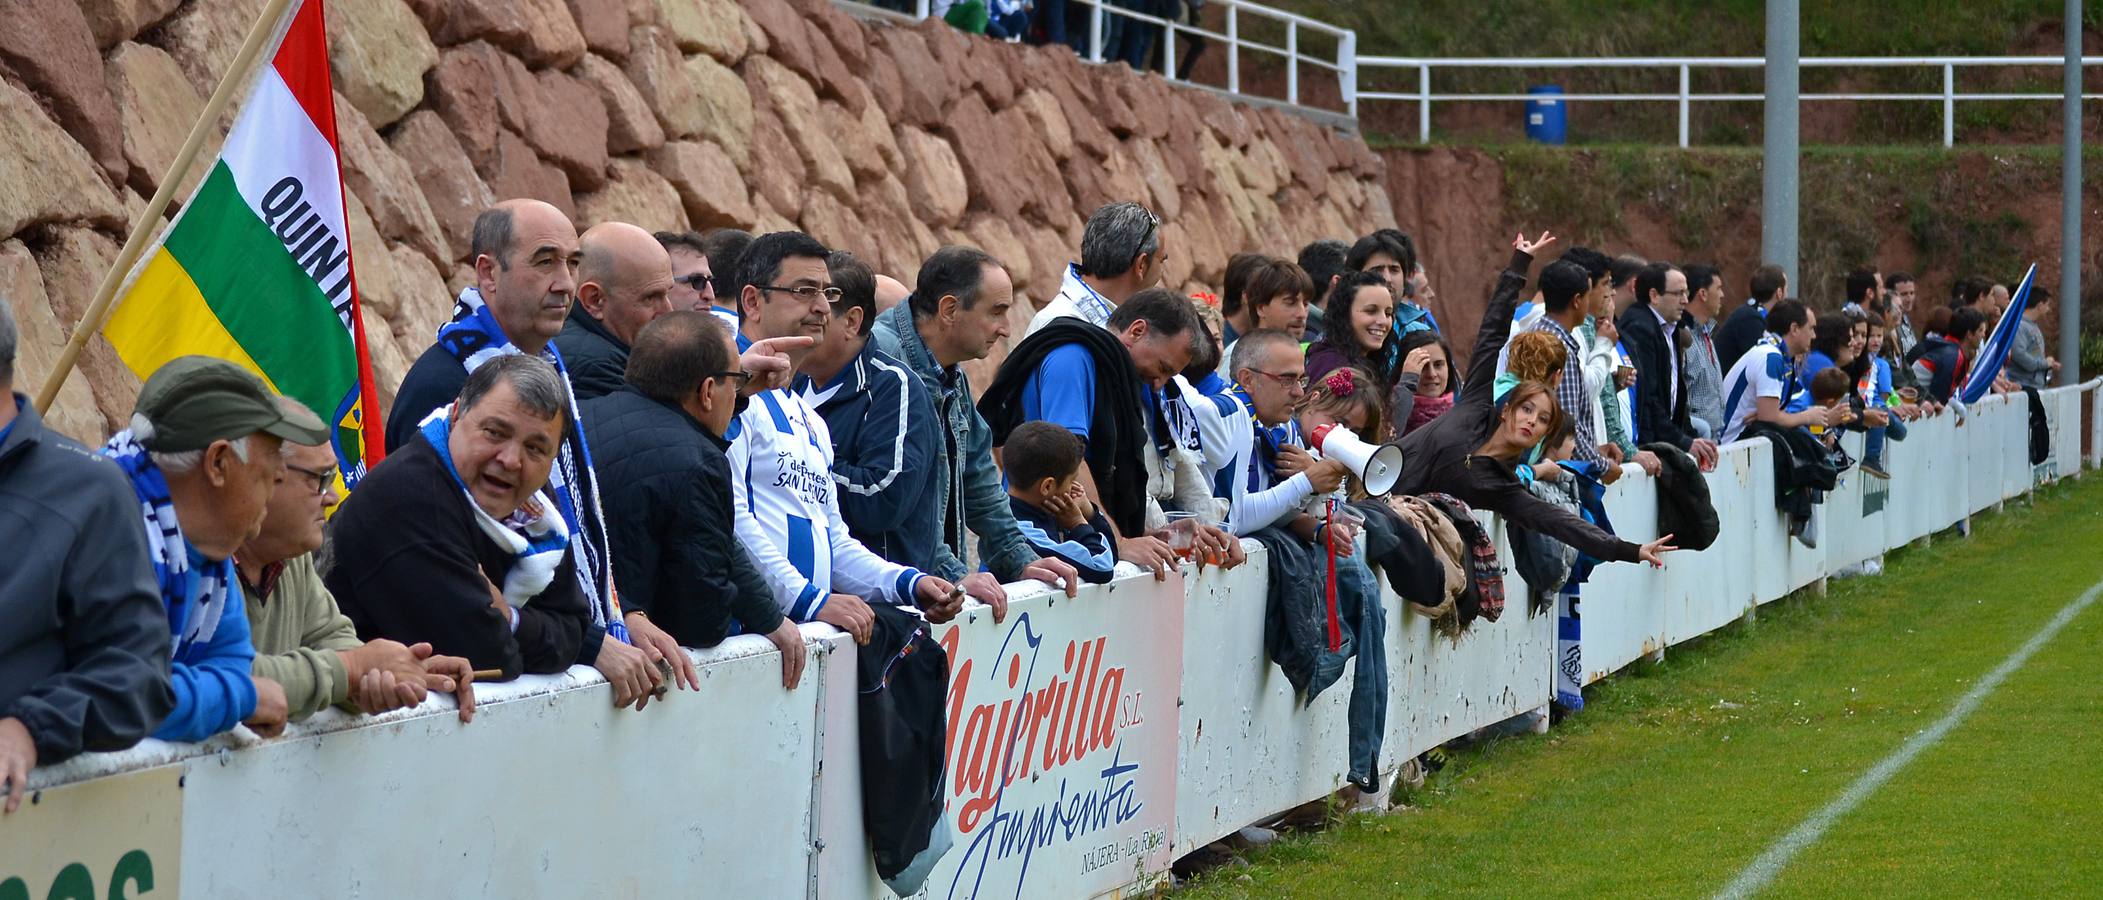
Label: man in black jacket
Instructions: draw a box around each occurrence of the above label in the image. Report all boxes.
[584,313,808,689]
[0,303,173,811]
[553,222,675,400]
[1715,263,1789,374]
[328,356,635,696]
[1617,262,1719,470]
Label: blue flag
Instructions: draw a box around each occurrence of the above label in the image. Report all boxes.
[1959,264,2037,404]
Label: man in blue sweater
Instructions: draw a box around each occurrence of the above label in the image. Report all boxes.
[100,357,331,743]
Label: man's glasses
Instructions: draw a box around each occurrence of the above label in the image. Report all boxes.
[709,370,756,389]
[286,464,338,496]
[1246,370,1307,389]
[758,284,844,303]
[673,273,713,291]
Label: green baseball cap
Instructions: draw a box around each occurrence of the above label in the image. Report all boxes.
[133,356,330,452]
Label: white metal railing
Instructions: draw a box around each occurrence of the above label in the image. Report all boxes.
[1356,55,2103,146]
[837,0,1355,113]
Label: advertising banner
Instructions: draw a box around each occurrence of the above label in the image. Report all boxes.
[925,577,1185,899]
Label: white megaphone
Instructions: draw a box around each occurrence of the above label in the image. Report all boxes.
[1308,424,1405,496]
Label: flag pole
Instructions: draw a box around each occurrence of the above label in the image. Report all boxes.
[32,0,297,413]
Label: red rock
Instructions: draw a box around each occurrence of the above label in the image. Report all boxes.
[804,19,864,115]
[810,5,868,72]
[1089,67,1141,138]
[335,94,452,266]
[0,0,125,184]
[527,69,611,190]
[743,111,804,222]
[1,240,102,444]
[427,42,539,174]
[387,242,456,344]
[32,227,137,433]
[485,129,575,219]
[682,53,751,163]
[622,25,705,140]
[648,140,756,230]
[878,27,949,128]
[386,110,495,262]
[1017,223,1072,308]
[576,54,663,155]
[655,0,746,65]
[1012,89,1073,162]
[892,127,965,228]
[1270,119,1328,190]
[1124,137,1180,221]
[440,0,586,69]
[326,0,437,128]
[1114,75,1169,141]
[568,0,630,61]
[156,0,266,96]
[961,214,1032,288]
[743,57,850,201]
[1197,92,1252,149]
[104,42,205,198]
[826,99,885,182]
[78,0,182,49]
[1155,220,1193,289]
[1023,49,1113,154]
[576,158,687,230]
[1060,153,1107,220]
[863,50,903,122]
[742,0,816,85]
[969,39,1017,109]
[798,190,862,259]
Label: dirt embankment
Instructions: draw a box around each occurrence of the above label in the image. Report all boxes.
[1383,145,2103,368]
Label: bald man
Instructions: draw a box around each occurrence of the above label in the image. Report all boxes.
[556,222,675,400]
[874,274,911,314]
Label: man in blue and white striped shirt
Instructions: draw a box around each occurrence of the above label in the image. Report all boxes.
[725,232,961,643]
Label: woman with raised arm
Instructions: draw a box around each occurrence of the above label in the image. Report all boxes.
[1392,231,1677,568]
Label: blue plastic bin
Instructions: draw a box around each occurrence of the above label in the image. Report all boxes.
[1526,85,1566,145]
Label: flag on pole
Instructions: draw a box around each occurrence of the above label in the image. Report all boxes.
[1959,263,2037,404]
[102,0,383,485]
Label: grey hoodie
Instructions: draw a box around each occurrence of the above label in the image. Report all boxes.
[0,394,173,764]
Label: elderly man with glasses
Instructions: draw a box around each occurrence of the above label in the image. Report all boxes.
[727,232,963,647]
[237,398,478,723]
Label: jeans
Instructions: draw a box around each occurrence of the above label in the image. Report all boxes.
[1337,552,1388,786]
[1864,412,1908,466]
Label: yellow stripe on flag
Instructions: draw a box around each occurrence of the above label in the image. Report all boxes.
[104,251,282,394]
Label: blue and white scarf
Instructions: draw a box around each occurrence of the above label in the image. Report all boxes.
[100,431,234,654]
[419,406,571,605]
[437,288,626,642]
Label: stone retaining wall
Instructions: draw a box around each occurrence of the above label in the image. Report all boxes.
[2,0,1392,443]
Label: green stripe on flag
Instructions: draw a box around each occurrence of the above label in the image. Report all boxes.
[164,162,356,420]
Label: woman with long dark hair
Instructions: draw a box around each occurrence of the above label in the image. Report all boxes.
[1305,272,1398,391]
[1392,232,1677,568]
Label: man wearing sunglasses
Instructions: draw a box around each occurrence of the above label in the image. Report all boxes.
[237,399,478,723]
[585,312,810,690]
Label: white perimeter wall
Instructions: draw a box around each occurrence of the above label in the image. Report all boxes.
[17,382,2098,900]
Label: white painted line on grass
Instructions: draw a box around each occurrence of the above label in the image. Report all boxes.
[1714,575,2103,900]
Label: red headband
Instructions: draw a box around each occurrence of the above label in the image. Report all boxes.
[1323,370,1356,397]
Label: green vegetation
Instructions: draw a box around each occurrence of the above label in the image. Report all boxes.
[1182,474,2103,898]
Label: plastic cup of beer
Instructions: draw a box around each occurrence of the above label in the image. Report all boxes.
[1163,512,1200,561]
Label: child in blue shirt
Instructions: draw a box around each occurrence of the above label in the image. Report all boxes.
[1003,422,1118,585]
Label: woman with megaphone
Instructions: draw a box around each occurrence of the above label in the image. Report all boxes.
[1390,231,1678,569]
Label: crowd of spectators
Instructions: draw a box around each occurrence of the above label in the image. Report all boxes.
[0,184,2060,828]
